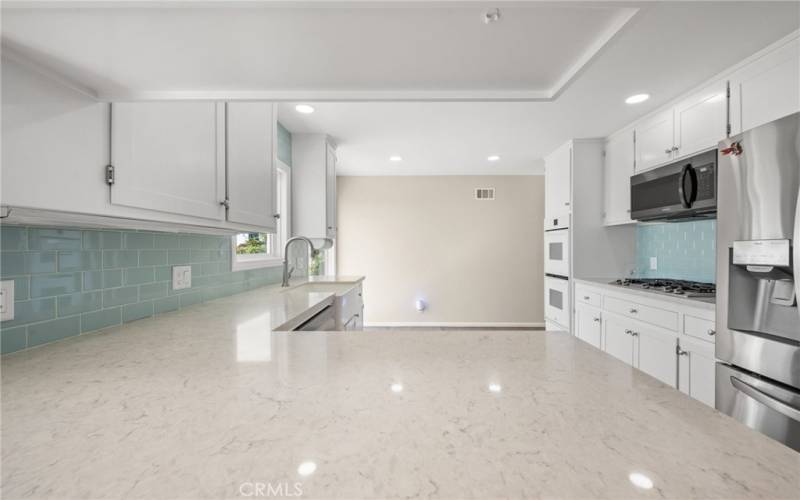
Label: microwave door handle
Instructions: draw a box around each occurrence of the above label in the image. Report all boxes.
[678,164,697,208]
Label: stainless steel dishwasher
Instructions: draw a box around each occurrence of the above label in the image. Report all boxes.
[295,305,336,331]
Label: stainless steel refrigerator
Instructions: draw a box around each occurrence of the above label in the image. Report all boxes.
[716,111,800,451]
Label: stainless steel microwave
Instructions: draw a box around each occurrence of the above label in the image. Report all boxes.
[630,149,717,221]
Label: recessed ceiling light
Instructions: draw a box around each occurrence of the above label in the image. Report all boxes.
[297,461,317,476]
[488,383,502,393]
[389,156,403,162]
[625,94,650,105]
[487,155,501,162]
[628,472,654,490]
[391,383,404,393]
[295,104,315,114]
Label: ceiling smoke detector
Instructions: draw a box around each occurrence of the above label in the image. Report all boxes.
[484,8,501,24]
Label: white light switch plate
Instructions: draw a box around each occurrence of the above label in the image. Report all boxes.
[1,280,15,321]
[649,257,658,271]
[172,266,192,290]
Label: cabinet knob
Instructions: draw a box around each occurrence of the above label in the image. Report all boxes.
[664,148,672,155]
[629,308,638,314]
[677,348,689,356]
[273,213,281,219]
[593,317,601,323]
[583,296,590,300]
[631,331,639,337]
[220,199,230,209]
[624,329,633,335]
[672,146,679,152]
[707,329,716,336]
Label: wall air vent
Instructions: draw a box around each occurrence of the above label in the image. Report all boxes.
[474,188,495,200]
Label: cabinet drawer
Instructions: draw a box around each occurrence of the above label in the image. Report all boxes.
[684,314,716,343]
[575,284,601,308]
[603,295,678,331]
[340,284,363,323]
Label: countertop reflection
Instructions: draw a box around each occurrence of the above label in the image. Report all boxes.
[2,285,797,499]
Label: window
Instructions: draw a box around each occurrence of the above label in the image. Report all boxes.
[231,162,290,271]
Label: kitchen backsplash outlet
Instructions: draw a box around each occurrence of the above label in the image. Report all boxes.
[0,225,306,355]
[635,219,716,283]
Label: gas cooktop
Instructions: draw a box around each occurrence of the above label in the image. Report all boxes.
[610,278,716,298]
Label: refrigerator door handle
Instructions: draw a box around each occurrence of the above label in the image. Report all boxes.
[730,376,800,422]
[794,183,799,318]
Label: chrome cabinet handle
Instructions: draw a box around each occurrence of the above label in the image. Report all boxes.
[593,317,601,323]
[664,148,673,155]
[583,296,590,300]
[677,347,689,356]
[629,308,638,314]
[730,376,800,422]
[631,331,639,337]
[220,199,230,209]
[624,329,632,335]
[707,329,716,336]
[672,146,679,152]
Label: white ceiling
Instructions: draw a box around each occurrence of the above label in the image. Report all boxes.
[1,2,637,99]
[2,1,799,176]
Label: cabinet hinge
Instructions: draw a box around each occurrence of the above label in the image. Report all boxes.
[105,165,115,185]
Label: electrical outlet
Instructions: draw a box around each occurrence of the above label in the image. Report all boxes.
[172,266,192,290]
[1,280,15,321]
[649,257,658,271]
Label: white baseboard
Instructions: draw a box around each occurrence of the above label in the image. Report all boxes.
[363,321,545,328]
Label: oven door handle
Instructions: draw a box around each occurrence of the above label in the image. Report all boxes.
[794,181,799,319]
[678,164,697,209]
[730,376,800,422]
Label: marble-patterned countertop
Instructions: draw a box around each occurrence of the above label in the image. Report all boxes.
[575,277,716,311]
[3,285,797,499]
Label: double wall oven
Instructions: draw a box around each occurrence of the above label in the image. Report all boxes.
[544,216,570,330]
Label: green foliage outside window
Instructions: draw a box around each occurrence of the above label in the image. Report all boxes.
[236,233,267,255]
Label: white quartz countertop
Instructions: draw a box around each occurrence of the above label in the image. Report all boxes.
[3,285,797,499]
[574,277,716,311]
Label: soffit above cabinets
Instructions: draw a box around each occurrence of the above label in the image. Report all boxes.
[0,1,638,101]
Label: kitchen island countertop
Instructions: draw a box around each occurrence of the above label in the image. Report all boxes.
[2,285,797,499]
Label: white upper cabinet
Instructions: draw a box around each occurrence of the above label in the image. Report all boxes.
[603,130,634,225]
[544,142,571,227]
[292,134,337,240]
[325,143,338,240]
[730,36,800,135]
[674,80,728,157]
[111,102,226,221]
[634,109,675,172]
[225,102,277,230]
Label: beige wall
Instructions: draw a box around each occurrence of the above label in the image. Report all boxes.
[337,176,544,325]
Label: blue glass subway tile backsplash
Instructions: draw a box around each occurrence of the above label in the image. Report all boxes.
[0,226,301,355]
[636,220,716,283]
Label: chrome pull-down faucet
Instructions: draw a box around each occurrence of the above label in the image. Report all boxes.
[281,236,331,287]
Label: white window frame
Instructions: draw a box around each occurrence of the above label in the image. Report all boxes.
[231,161,291,271]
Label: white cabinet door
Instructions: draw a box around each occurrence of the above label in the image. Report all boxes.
[634,109,674,172]
[603,314,635,366]
[635,324,677,387]
[325,143,337,239]
[575,304,602,349]
[678,337,716,407]
[603,130,634,225]
[545,143,571,222]
[674,80,728,158]
[225,102,276,230]
[111,102,225,220]
[730,37,800,135]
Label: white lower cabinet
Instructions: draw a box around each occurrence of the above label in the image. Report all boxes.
[635,323,677,387]
[603,313,635,365]
[574,303,602,349]
[574,282,715,407]
[678,337,716,407]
